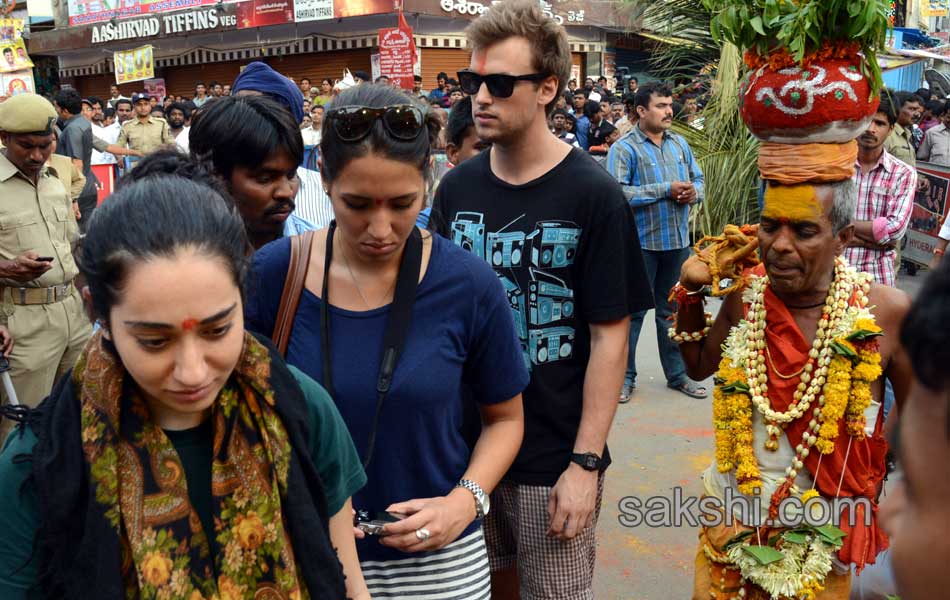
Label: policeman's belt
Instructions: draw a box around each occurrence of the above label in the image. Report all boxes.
[2,282,73,305]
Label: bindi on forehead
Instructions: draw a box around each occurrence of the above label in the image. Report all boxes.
[181,318,199,331]
[762,184,823,223]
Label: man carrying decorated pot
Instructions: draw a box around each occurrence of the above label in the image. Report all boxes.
[677,1,912,598]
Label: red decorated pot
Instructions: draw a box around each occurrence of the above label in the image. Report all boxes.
[740,58,880,144]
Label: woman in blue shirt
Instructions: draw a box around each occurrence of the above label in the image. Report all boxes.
[245,84,528,598]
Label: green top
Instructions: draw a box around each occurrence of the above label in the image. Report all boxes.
[0,366,366,597]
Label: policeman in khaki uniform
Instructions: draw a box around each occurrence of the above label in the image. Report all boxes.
[115,92,174,160]
[0,94,92,433]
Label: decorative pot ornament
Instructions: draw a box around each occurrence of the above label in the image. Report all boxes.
[740,58,880,144]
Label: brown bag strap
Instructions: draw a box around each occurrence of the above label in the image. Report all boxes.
[272,229,315,356]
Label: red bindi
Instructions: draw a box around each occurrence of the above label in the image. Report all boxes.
[181,318,198,331]
[374,198,385,207]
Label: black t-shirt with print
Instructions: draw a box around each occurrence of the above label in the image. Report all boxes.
[431,147,653,486]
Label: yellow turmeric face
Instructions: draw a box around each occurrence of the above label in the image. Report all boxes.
[762,184,822,223]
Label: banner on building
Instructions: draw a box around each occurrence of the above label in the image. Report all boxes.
[377,12,416,90]
[336,0,393,18]
[922,0,950,17]
[114,45,154,85]
[295,0,332,21]
[1,70,34,96]
[0,38,32,74]
[237,0,295,28]
[68,0,232,26]
[144,77,166,99]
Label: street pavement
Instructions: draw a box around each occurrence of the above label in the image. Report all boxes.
[592,271,925,599]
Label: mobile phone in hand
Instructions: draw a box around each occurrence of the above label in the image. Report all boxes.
[35,257,54,262]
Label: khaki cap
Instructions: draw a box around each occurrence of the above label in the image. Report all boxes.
[0,94,57,135]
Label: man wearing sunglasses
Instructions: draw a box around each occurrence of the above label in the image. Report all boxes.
[430,1,652,598]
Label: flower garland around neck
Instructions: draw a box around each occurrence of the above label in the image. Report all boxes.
[713,257,881,496]
[708,258,883,600]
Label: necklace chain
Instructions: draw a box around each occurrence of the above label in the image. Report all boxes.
[336,234,395,309]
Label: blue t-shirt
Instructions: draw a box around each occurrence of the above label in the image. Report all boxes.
[245,232,529,562]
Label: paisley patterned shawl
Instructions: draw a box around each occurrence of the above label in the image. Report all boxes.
[27,330,346,600]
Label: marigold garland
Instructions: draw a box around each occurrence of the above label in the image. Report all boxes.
[710,261,882,600]
[711,261,882,493]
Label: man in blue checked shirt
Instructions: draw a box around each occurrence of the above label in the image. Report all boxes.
[607,81,708,403]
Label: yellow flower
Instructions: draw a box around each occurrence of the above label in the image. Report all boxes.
[141,551,173,587]
[234,511,266,550]
[217,576,244,600]
[801,489,821,503]
[854,318,881,334]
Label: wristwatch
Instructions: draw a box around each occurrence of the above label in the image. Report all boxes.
[571,452,604,471]
[455,479,490,520]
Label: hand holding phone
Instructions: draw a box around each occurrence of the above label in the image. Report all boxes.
[354,511,405,536]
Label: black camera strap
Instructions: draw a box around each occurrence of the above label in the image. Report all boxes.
[320,221,423,469]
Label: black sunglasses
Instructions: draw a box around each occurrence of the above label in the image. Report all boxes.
[457,69,550,98]
[326,104,425,142]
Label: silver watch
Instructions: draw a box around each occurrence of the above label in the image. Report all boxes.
[455,479,490,520]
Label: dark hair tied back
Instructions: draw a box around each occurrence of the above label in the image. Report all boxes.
[320,84,441,184]
[81,176,249,324]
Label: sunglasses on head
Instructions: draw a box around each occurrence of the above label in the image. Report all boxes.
[457,69,550,98]
[326,104,425,142]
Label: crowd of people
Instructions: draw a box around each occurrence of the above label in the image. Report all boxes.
[0,0,945,599]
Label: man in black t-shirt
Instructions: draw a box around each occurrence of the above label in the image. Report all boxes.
[431,1,652,597]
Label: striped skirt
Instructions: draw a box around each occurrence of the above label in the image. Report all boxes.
[359,528,492,599]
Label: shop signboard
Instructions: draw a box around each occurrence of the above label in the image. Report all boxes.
[90,8,238,43]
[905,161,950,266]
[294,0,332,21]
[921,0,950,18]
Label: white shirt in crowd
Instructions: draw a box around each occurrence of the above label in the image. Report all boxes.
[301,125,321,147]
[176,126,191,154]
[91,121,120,165]
[293,167,333,229]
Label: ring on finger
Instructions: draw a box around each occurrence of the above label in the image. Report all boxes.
[415,527,431,542]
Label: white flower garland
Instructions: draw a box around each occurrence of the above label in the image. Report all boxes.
[726,533,836,600]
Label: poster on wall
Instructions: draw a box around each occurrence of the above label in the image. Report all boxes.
[295,0,332,21]
[237,0,295,28]
[602,50,616,90]
[570,64,581,88]
[0,38,32,73]
[0,19,24,43]
[921,0,950,17]
[144,77,166,99]
[905,161,950,266]
[114,45,154,84]
[370,53,380,81]
[1,70,34,96]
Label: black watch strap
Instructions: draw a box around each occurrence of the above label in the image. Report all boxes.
[571,452,603,471]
